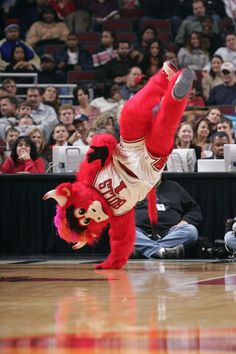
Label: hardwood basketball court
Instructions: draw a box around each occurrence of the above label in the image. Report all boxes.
[1,257,236,353]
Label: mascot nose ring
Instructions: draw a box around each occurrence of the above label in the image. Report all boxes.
[81,201,109,223]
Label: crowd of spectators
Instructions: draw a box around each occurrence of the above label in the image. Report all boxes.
[0,0,236,173]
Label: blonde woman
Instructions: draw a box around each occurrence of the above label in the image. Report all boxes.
[175,122,202,160]
[28,127,52,164]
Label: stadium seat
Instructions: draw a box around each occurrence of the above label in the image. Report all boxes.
[120,8,144,18]
[140,19,171,32]
[77,32,100,43]
[103,19,133,32]
[44,44,64,55]
[115,32,137,43]
[67,70,96,84]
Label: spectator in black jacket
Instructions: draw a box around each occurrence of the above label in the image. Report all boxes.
[135,176,202,259]
[56,33,93,73]
[96,40,140,87]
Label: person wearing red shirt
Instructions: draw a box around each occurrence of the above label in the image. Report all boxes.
[48,0,76,19]
[1,135,45,173]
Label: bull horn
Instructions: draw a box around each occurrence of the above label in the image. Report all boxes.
[43,189,67,207]
[72,241,87,250]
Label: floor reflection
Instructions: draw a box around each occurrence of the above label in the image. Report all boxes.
[0,260,236,353]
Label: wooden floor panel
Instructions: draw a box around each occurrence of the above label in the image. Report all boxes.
[1,258,236,353]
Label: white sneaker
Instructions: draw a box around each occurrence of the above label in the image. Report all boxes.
[163,61,178,81]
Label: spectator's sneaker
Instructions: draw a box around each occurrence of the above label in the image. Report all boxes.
[163,60,178,81]
[151,244,185,259]
[164,244,185,259]
[172,67,194,100]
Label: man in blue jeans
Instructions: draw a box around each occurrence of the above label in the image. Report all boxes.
[135,176,202,259]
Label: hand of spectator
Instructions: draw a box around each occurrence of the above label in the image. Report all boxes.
[58,62,66,70]
[68,131,82,145]
[19,151,31,160]
[114,76,126,84]
[170,220,188,231]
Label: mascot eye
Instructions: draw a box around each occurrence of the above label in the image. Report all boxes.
[74,208,86,218]
[81,217,91,226]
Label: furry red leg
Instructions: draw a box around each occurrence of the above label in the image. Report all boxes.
[120,68,169,142]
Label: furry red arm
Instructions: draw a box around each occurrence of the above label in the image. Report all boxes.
[96,209,135,269]
[77,133,118,186]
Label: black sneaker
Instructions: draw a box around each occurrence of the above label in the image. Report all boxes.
[172,67,194,100]
[163,244,185,259]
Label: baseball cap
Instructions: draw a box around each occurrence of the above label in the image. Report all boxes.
[221,61,235,73]
[74,114,89,124]
[4,20,19,33]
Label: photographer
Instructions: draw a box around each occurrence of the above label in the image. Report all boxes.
[224,218,236,255]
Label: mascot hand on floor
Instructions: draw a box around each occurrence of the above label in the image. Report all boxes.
[44,62,194,269]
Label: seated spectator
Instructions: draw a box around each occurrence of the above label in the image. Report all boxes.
[175,0,218,47]
[64,9,91,34]
[26,6,69,53]
[42,85,61,113]
[0,20,41,72]
[73,84,101,128]
[16,114,35,135]
[1,127,19,161]
[120,66,143,100]
[92,30,117,68]
[71,115,90,146]
[86,0,120,32]
[26,87,58,142]
[164,51,179,68]
[200,15,222,57]
[193,117,213,158]
[177,31,210,71]
[96,39,140,87]
[16,100,33,117]
[11,0,48,37]
[38,54,66,84]
[187,79,206,107]
[58,103,75,138]
[206,107,222,134]
[214,32,236,68]
[175,122,202,160]
[28,127,52,165]
[0,95,18,141]
[135,176,202,259]
[51,123,70,146]
[207,61,236,105]
[56,32,93,73]
[5,43,40,73]
[217,116,236,144]
[90,82,125,121]
[0,135,46,173]
[207,131,230,159]
[201,55,224,101]
[91,111,116,136]
[48,0,76,20]
[140,39,165,77]
[1,78,17,97]
[135,25,157,56]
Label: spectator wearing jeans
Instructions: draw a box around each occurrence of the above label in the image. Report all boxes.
[135,176,202,259]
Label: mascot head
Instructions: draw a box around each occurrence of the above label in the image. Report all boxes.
[43,182,111,250]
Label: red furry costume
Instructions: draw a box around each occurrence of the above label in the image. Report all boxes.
[44,65,193,269]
